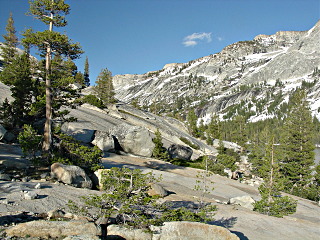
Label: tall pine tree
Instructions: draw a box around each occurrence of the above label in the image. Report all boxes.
[280,89,315,194]
[23,0,83,152]
[253,135,297,217]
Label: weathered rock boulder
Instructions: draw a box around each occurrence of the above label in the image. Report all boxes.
[5,220,100,239]
[24,191,38,200]
[51,163,92,189]
[107,225,152,240]
[92,131,115,153]
[168,144,193,160]
[107,221,239,240]
[110,124,155,157]
[147,183,169,197]
[228,195,255,210]
[93,168,110,189]
[152,221,240,240]
[0,124,7,141]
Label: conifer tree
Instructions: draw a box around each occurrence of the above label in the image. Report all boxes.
[94,68,116,105]
[0,54,34,127]
[152,129,170,160]
[23,0,83,152]
[280,89,315,194]
[1,12,19,65]
[253,136,297,217]
[84,56,90,87]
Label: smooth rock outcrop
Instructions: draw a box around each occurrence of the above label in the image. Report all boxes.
[107,225,152,240]
[152,221,240,240]
[51,162,92,189]
[6,220,100,239]
[107,221,239,240]
[168,144,193,160]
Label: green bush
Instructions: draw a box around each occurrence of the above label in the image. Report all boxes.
[253,195,297,218]
[57,133,103,171]
[69,167,216,229]
[78,94,104,108]
[216,154,237,171]
[18,124,42,160]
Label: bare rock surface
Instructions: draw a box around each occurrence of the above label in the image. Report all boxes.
[0,144,319,240]
[151,221,240,240]
[107,222,239,240]
[5,220,100,238]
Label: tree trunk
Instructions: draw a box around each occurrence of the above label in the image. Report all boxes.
[42,5,54,152]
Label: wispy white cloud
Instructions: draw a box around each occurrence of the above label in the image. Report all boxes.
[182,32,212,47]
[217,36,223,41]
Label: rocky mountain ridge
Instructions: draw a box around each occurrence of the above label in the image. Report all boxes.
[113,21,320,123]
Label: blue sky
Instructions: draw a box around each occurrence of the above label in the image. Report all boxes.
[0,0,319,85]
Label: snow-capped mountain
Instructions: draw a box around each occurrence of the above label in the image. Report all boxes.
[113,20,320,122]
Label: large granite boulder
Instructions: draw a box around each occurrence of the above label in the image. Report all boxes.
[152,221,240,240]
[168,144,193,161]
[6,220,100,239]
[107,221,239,240]
[110,124,155,157]
[51,163,92,189]
[92,131,115,153]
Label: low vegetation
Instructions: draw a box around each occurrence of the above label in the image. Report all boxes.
[68,167,216,229]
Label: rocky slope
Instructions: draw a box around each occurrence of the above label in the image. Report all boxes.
[113,20,320,123]
[1,144,320,240]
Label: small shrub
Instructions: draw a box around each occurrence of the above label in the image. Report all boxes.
[253,195,297,218]
[78,94,104,108]
[69,167,216,229]
[18,124,42,160]
[57,133,103,171]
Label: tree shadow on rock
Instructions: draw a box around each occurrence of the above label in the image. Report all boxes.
[106,235,126,240]
[209,216,238,228]
[0,212,42,226]
[231,231,249,240]
[144,160,187,171]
